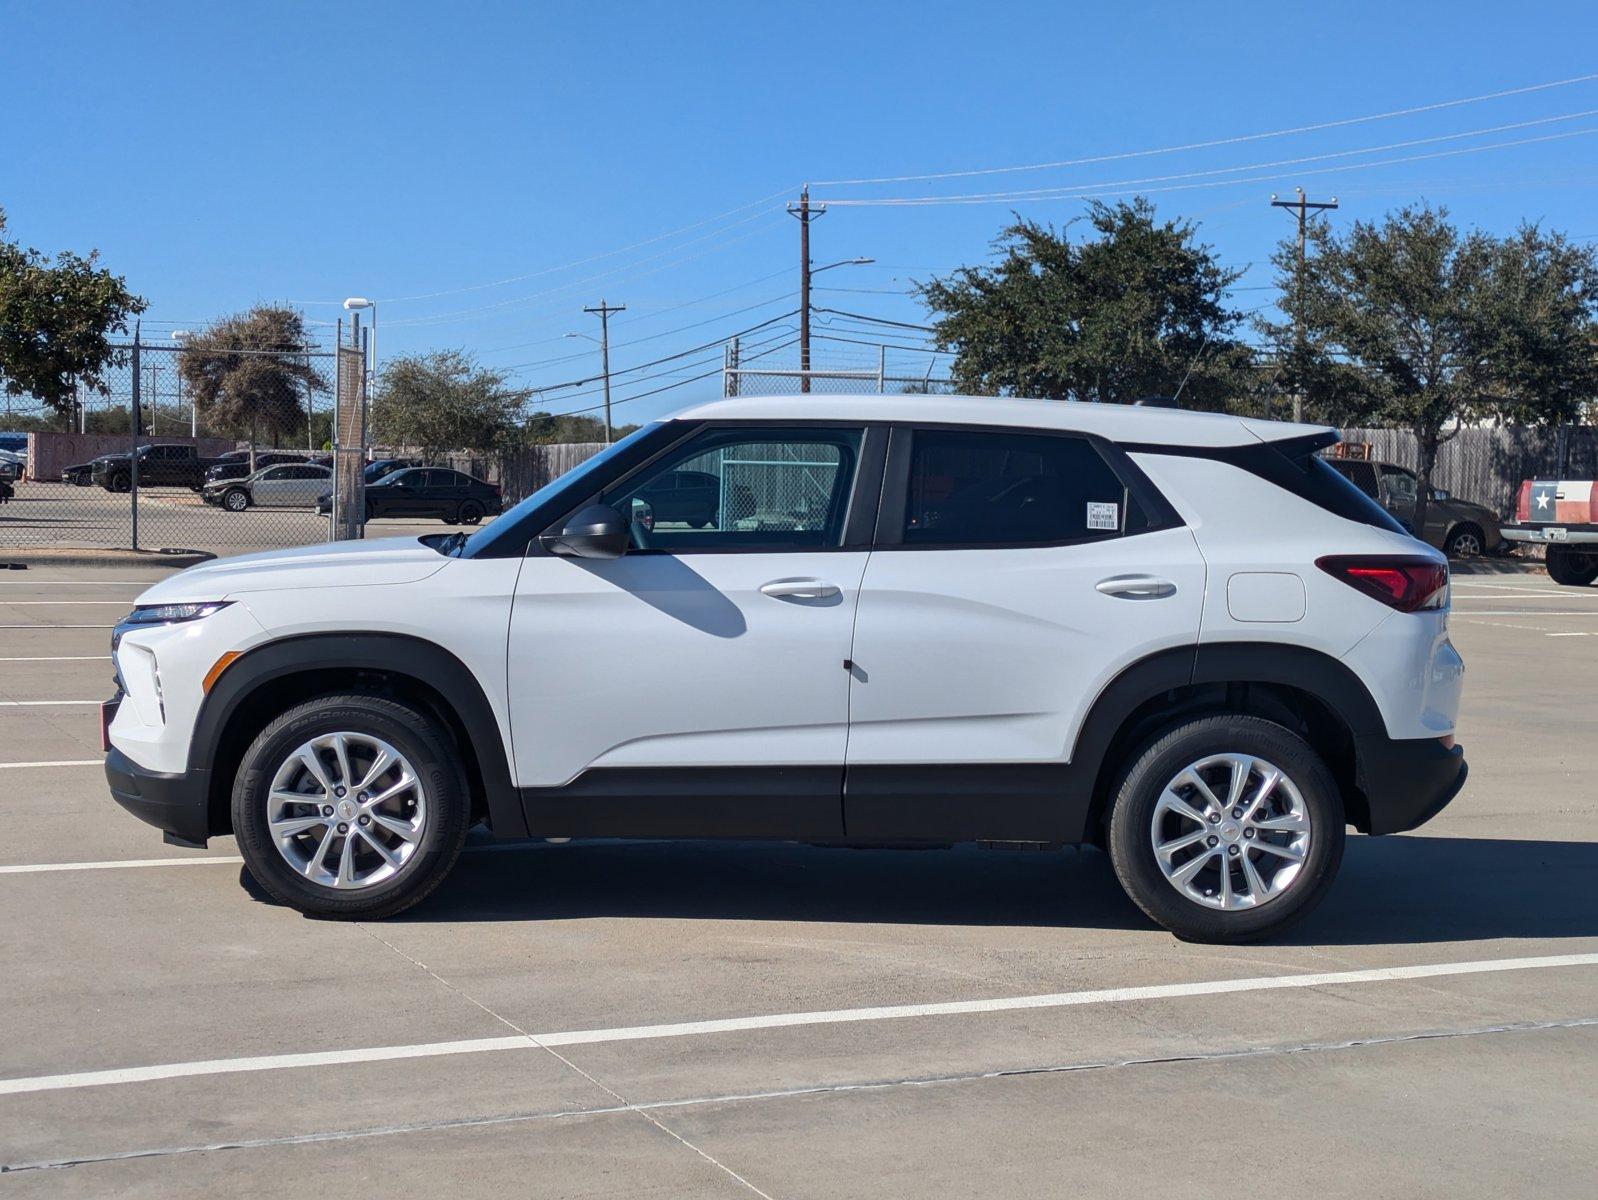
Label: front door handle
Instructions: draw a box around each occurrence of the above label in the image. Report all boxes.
[760,578,840,600]
[1096,575,1177,600]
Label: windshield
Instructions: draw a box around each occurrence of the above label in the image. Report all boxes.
[459,423,664,557]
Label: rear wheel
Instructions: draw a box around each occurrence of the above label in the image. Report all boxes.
[1107,714,1345,943]
[1546,545,1598,587]
[231,694,471,919]
[1444,524,1484,558]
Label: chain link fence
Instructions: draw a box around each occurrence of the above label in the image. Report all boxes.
[1,340,339,553]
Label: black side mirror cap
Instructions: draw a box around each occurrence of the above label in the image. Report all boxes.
[541,503,629,559]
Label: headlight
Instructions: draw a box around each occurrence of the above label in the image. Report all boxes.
[112,601,231,651]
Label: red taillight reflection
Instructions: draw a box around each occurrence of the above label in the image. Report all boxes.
[1317,556,1449,612]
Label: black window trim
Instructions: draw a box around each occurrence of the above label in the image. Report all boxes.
[873,422,1184,551]
[530,418,889,557]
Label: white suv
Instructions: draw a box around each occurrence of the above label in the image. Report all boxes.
[105,396,1467,941]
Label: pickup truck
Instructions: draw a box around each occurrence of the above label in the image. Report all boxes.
[1501,478,1598,586]
[92,444,216,492]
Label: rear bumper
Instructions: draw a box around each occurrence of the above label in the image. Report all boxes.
[106,746,211,847]
[1355,734,1468,834]
[1501,523,1598,545]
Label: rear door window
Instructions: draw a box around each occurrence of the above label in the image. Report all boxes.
[900,428,1135,546]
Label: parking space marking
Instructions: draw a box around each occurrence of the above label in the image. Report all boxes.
[0,655,109,662]
[0,600,130,605]
[0,624,114,629]
[3,952,1595,1097]
[0,759,101,769]
[0,699,103,706]
[0,856,243,875]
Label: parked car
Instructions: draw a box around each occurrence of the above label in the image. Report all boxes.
[627,467,720,527]
[1324,457,1500,557]
[0,448,22,484]
[93,443,214,492]
[203,462,332,512]
[1501,477,1598,586]
[105,396,1467,941]
[203,451,311,486]
[314,467,502,525]
[364,457,421,484]
[63,454,117,486]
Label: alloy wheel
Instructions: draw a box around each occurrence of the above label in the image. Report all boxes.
[266,731,427,890]
[1150,753,1312,911]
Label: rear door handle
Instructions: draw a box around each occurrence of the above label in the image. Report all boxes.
[1096,575,1177,600]
[760,578,840,600]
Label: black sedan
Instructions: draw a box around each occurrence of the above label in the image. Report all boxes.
[62,455,116,486]
[316,467,503,525]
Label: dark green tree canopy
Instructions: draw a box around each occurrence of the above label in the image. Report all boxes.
[372,350,531,458]
[179,306,324,445]
[918,199,1248,408]
[1258,203,1598,525]
[0,208,146,414]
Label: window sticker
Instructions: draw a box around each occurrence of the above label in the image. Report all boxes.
[1086,501,1119,531]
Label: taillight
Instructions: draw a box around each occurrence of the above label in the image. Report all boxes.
[1515,480,1532,522]
[1316,555,1450,612]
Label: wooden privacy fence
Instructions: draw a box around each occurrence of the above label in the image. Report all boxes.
[1339,425,1598,518]
[494,442,607,504]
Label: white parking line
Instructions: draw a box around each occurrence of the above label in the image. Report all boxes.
[0,624,113,629]
[0,700,101,707]
[0,656,109,662]
[0,856,243,875]
[0,600,129,605]
[0,759,101,769]
[2,952,1594,1097]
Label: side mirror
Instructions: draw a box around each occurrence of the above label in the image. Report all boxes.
[541,503,629,559]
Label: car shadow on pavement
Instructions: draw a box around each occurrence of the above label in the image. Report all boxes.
[369,834,1598,945]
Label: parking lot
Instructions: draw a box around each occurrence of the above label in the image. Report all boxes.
[0,481,492,555]
[1,561,1595,1196]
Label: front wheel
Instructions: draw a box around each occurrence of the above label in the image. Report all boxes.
[231,694,471,919]
[456,500,483,525]
[1107,715,1345,943]
[108,473,130,493]
[1546,546,1598,587]
[223,488,250,512]
[1444,524,1484,558]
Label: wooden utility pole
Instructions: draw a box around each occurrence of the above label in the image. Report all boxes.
[788,186,826,393]
[1271,188,1338,423]
[583,299,626,442]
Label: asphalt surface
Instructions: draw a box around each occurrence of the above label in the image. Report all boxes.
[0,480,495,555]
[1,563,1595,1197]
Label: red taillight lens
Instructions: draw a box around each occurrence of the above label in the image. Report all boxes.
[1516,480,1532,522]
[1317,555,1450,612]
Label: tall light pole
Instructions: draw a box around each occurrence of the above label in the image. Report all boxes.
[343,297,376,454]
[171,331,193,436]
[801,256,875,393]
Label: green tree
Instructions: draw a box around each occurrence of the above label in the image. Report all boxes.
[524,410,640,444]
[917,199,1248,408]
[0,208,146,416]
[1260,204,1598,531]
[179,306,324,446]
[372,350,531,459]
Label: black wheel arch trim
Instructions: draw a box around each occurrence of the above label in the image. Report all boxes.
[193,632,525,839]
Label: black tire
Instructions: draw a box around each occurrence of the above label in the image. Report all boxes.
[363,500,375,522]
[1546,545,1598,587]
[223,488,250,512]
[1107,714,1345,943]
[457,500,483,526]
[109,472,130,493]
[231,693,471,919]
[1443,523,1485,559]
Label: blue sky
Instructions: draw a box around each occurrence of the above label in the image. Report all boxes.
[5,0,1598,423]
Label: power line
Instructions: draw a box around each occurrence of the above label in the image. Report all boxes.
[813,307,937,332]
[512,313,800,394]
[812,71,1598,185]
[812,126,1598,208]
[817,113,1598,205]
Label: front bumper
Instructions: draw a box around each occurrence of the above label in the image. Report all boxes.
[106,746,211,847]
[1355,734,1468,834]
[1501,522,1598,545]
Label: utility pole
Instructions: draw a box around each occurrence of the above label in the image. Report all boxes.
[583,299,626,442]
[1271,188,1338,423]
[788,185,826,394]
[146,362,160,435]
